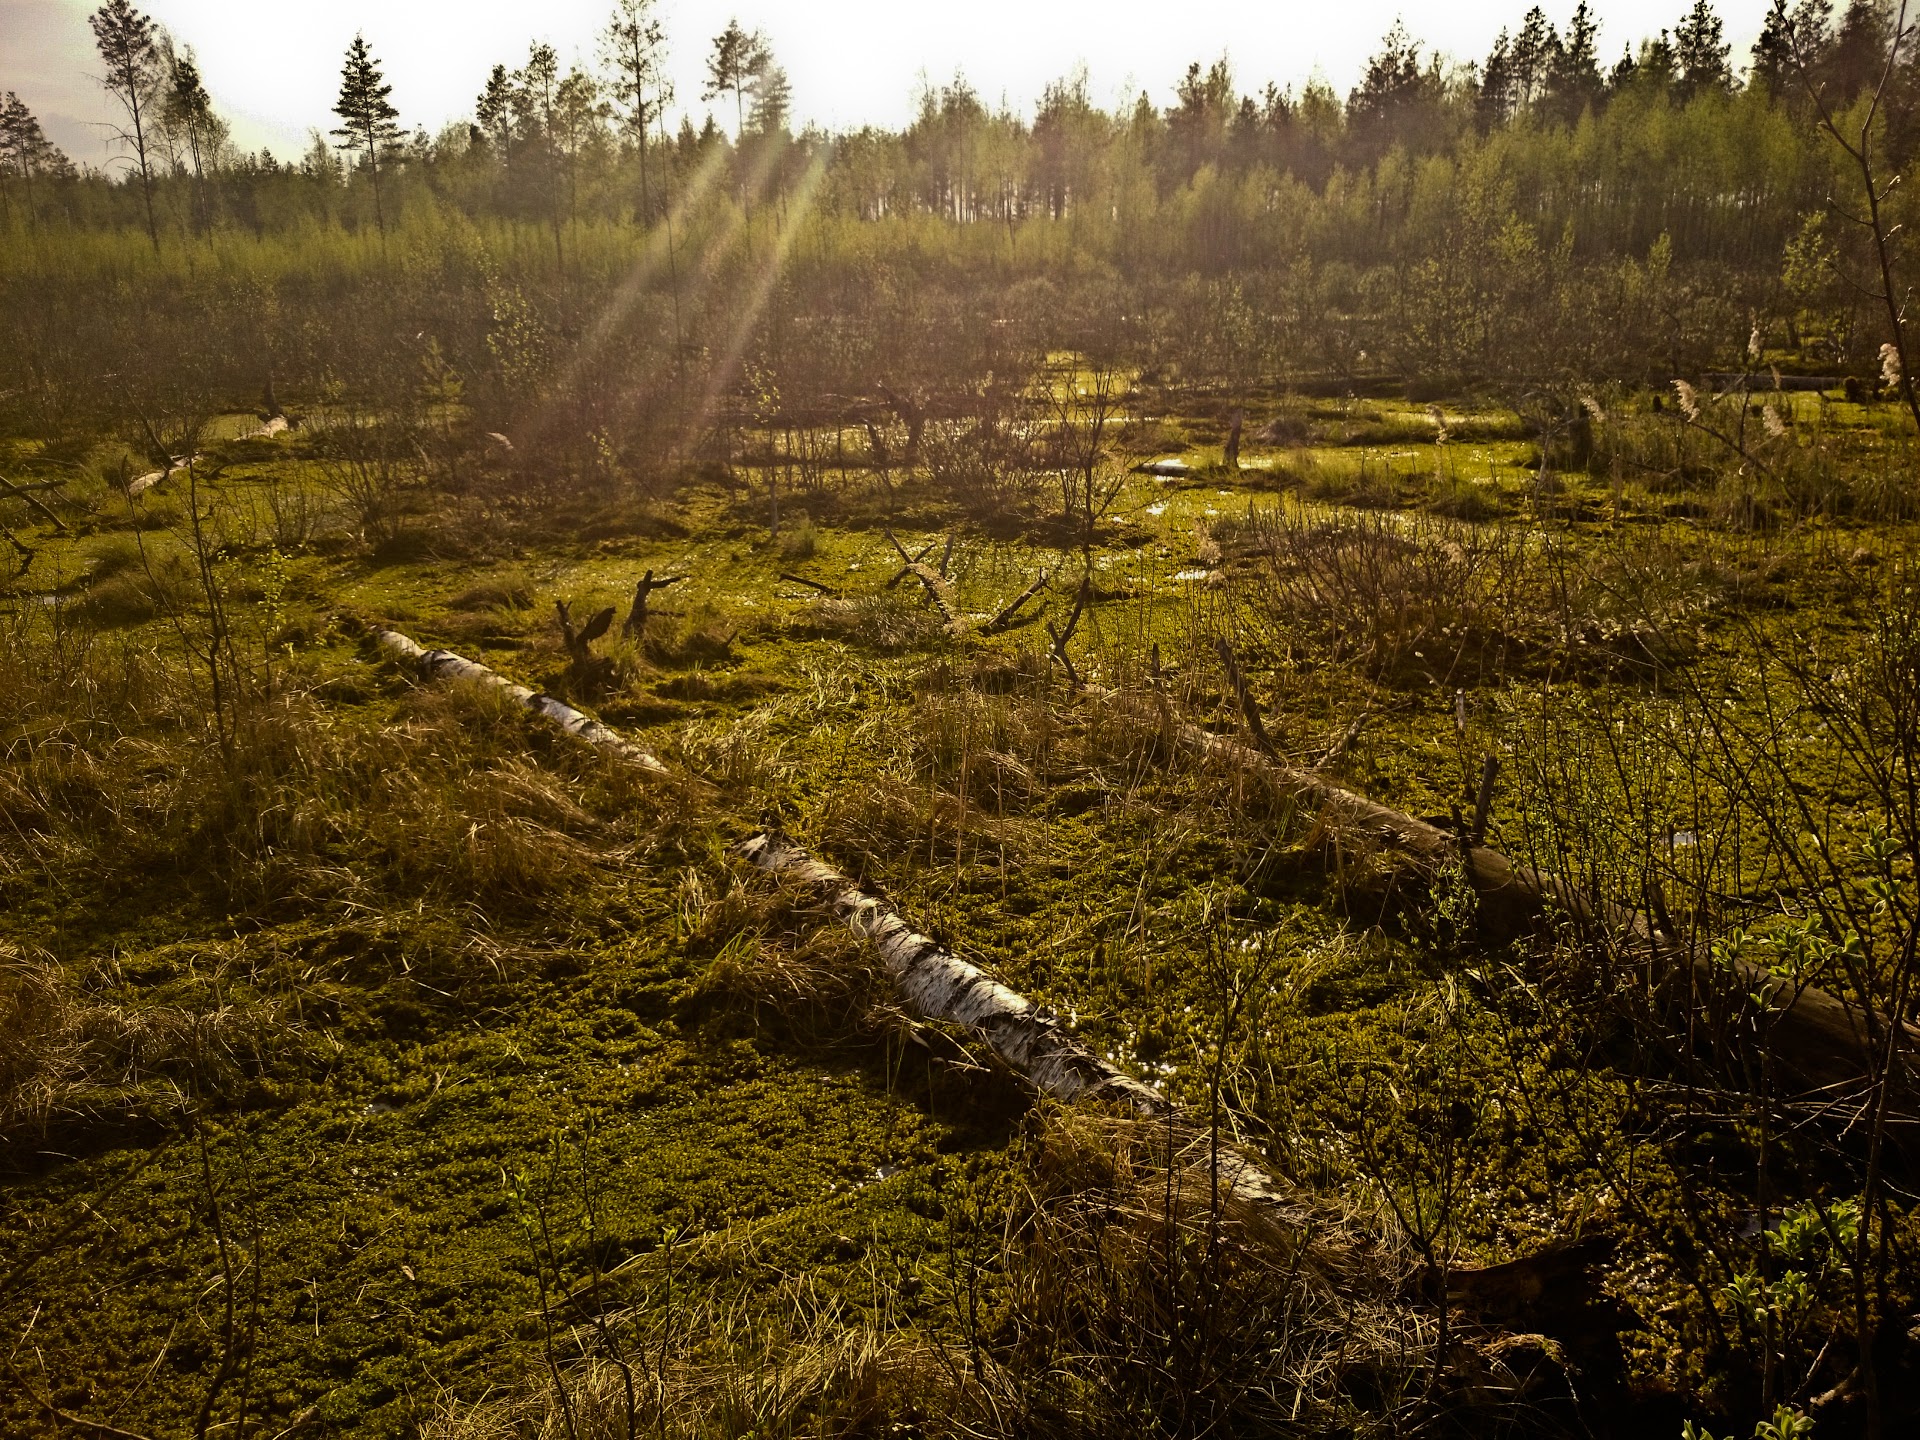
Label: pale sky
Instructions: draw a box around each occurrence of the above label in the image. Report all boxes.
[3,0,1774,169]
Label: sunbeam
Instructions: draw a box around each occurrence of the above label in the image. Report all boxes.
[681,146,833,453]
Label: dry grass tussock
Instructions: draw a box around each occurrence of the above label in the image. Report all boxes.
[424,1106,1428,1440]
[906,682,1063,808]
[0,616,671,912]
[683,865,911,1046]
[0,942,289,1139]
[989,1105,1425,1436]
[425,1291,986,1440]
[796,592,949,653]
[811,769,1052,870]
[1231,505,1717,683]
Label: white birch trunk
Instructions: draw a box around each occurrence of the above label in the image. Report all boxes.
[373,627,669,774]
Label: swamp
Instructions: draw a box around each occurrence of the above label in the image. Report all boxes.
[3,1,1920,1436]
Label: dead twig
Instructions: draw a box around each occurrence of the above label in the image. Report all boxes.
[777,571,837,596]
[1313,710,1370,770]
[984,569,1050,634]
[0,523,33,577]
[1214,638,1277,758]
[1046,575,1092,688]
[0,474,68,532]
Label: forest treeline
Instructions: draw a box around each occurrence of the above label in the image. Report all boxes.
[4,0,1918,467]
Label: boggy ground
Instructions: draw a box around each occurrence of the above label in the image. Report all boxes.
[3,383,1919,1438]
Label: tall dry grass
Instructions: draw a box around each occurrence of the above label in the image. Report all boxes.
[424,1105,1432,1440]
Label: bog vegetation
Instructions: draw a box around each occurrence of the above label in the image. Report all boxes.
[4,0,1920,1436]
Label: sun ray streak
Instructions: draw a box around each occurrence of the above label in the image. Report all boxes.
[518,142,735,449]
[682,149,833,455]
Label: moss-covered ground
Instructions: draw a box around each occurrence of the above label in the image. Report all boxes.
[3,385,1917,1435]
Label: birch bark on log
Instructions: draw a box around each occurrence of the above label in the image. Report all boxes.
[901,563,965,634]
[734,830,1292,1205]
[736,830,1162,1111]
[369,621,1909,1110]
[373,628,669,774]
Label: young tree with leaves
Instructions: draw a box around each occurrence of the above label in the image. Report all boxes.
[331,33,402,235]
[89,0,162,250]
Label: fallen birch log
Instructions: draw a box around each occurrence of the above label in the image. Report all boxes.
[363,627,1316,1205]
[128,458,195,498]
[1144,691,1916,1101]
[737,831,1163,1110]
[734,830,1289,1204]
[127,419,287,496]
[368,627,1190,1116]
[238,415,290,441]
[372,628,669,775]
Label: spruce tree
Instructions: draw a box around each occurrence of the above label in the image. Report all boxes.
[331,33,402,235]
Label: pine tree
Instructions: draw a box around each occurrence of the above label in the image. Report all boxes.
[748,65,791,136]
[1750,2,1837,102]
[1168,58,1234,178]
[162,45,225,236]
[1480,31,1517,127]
[1550,2,1605,120]
[1828,0,1890,101]
[476,64,516,162]
[704,19,772,242]
[704,19,771,141]
[601,0,670,222]
[1673,1,1733,100]
[331,33,402,235]
[552,66,608,240]
[1510,7,1563,111]
[510,44,564,263]
[88,0,162,250]
[0,92,73,229]
[1751,0,1802,94]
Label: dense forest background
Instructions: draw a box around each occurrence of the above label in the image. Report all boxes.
[4,0,1918,470]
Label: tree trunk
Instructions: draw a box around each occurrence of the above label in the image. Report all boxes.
[373,628,668,774]
[1154,696,1918,1102]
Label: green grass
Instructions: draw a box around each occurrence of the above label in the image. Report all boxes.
[3,386,1919,1436]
